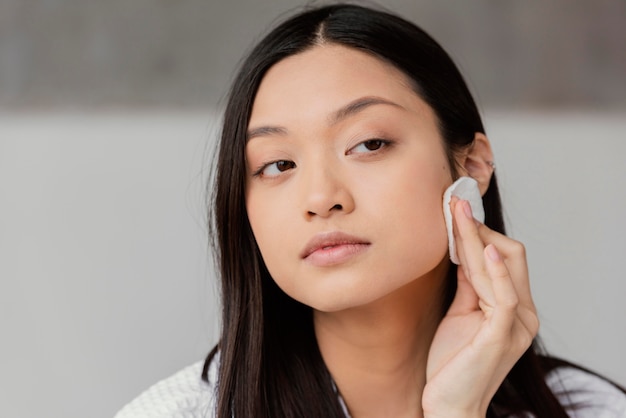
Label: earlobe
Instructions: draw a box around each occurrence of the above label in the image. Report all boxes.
[460,133,494,196]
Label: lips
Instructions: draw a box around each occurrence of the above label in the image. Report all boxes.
[300,231,370,266]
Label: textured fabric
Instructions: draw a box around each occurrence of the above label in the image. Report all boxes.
[114,360,216,418]
[115,357,626,418]
[545,367,626,417]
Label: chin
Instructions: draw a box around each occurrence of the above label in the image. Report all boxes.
[304,280,416,313]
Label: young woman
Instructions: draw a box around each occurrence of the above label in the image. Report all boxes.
[116,4,626,417]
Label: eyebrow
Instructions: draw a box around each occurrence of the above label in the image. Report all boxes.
[246,126,288,141]
[328,96,404,125]
[246,96,404,141]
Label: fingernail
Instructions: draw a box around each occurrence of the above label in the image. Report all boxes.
[463,200,473,219]
[486,244,501,262]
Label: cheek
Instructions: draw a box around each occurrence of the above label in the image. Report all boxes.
[405,201,447,264]
[246,189,297,286]
[366,157,450,268]
[246,191,278,255]
[398,191,448,265]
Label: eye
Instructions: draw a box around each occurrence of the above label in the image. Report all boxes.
[255,160,296,178]
[349,139,390,154]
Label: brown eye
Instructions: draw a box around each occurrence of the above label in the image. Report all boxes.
[350,139,390,154]
[363,139,384,151]
[276,160,295,172]
[258,160,296,177]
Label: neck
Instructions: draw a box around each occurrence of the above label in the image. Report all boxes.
[314,260,449,418]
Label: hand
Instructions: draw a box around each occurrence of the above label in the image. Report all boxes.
[422,198,539,418]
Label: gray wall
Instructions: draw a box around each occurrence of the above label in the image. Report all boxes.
[1,0,625,108]
[1,1,625,417]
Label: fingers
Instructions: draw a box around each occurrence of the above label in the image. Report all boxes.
[452,199,496,306]
[451,198,535,312]
[484,244,520,333]
[487,246,538,354]
[475,221,534,311]
[451,198,539,341]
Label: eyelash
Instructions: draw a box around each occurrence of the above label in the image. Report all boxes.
[251,138,393,178]
[347,138,392,155]
[252,160,296,178]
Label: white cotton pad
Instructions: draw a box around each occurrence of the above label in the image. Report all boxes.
[442,176,485,264]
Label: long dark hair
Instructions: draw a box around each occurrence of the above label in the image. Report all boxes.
[204,4,620,417]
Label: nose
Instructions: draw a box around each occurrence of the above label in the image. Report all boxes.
[300,164,355,219]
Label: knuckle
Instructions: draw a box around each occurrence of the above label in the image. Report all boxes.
[511,240,526,257]
[517,332,534,350]
[518,312,540,344]
[512,324,535,350]
[528,315,540,336]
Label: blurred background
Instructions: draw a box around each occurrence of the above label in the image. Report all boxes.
[1,1,625,417]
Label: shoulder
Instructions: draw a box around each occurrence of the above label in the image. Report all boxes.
[114,355,218,418]
[545,366,626,417]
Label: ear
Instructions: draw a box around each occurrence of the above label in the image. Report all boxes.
[458,133,494,196]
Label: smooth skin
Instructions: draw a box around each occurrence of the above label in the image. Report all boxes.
[245,44,538,418]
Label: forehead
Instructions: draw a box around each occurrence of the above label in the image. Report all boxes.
[250,44,418,124]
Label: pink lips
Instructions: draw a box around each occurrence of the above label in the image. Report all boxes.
[301,231,370,267]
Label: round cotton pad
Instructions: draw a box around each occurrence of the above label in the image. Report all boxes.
[442,176,485,264]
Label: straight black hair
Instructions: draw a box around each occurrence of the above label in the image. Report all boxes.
[204,4,624,417]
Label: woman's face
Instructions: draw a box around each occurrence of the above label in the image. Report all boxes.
[245,45,453,312]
